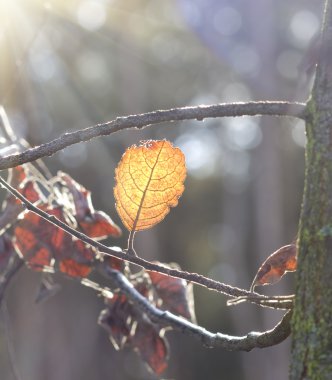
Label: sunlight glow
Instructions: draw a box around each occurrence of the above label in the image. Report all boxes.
[175,132,219,179]
[291,120,306,147]
[76,0,107,31]
[290,10,320,47]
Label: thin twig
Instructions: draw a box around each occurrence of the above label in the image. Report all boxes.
[0,101,306,171]
[106,267,292,351]
[0,175,293,309]
[227,294,295,307]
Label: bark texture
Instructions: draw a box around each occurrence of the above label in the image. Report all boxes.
[290,1,332,378]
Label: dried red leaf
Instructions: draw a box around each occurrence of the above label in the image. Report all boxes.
[147,265,196,322]
[78,210,122,239]
[130,321,168,375]
[8,166,40,204]
[58,172,91,219]
[104,255,125,272]
[20,181,40,203]
[8,166,27,188]
[59,172,121,239]
[99,293,135,350]
[1,168,42,229]
[59,259,92,278]
[99,288,169,375]
[3,168,119,278]
[14,205,95,277]
[250,244,297,291]
[58,239,94,277]
[14,206,68,270]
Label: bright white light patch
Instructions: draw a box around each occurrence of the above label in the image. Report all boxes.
[291,120,306,147]
[175,132,219,178]
[77,1,106,31]
[290,10,319,47]
[223,118,262,150]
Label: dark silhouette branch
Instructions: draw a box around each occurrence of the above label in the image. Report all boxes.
[106,267,292,351]
[0,175,293,310]
[0,101,306,171]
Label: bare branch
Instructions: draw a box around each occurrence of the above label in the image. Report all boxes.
[227,294,295,308]
[0,101,306,171]
[0,175,293,309]
[106,267,292,351]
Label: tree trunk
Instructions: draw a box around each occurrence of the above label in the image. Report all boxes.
[290,0,332,378]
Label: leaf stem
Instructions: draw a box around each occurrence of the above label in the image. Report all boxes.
[127,230,137,256]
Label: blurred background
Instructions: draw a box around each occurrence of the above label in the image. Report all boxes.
[0,0,322,379]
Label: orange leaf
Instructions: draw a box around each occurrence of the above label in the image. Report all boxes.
[114,140,186,231]
[250,244,297,292]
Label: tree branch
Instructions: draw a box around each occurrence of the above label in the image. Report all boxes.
[106,267,292,351]
[0,101,306,171]
[0,175,293,309]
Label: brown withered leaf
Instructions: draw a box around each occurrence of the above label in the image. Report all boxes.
[250,244,297,292]
[14,204,95,277]
[130,321,169,375]
[58,172,122,239]
[98,293,135,350]
[114,140,186,231]
[147,264,196,322]
[99,285,169,376]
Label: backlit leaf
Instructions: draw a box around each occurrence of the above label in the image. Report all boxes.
[114,140,186,231]
[250,244,297,291]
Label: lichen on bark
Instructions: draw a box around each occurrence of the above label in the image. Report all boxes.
[290,1,332,378]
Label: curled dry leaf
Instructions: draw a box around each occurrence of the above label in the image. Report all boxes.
[0,166,42,230]
[147,264,196,322]
[14,206,67,270]
[250,244,297,292]
[58,172,122,239]
[98,293,134,350]
[14,205,95,277]
[130,320,169,376]
[114,140,186,231]
[10,169,123,278]
[99,284,169,376]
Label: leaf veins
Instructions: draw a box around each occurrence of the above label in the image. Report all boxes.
[114,140,186,231]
